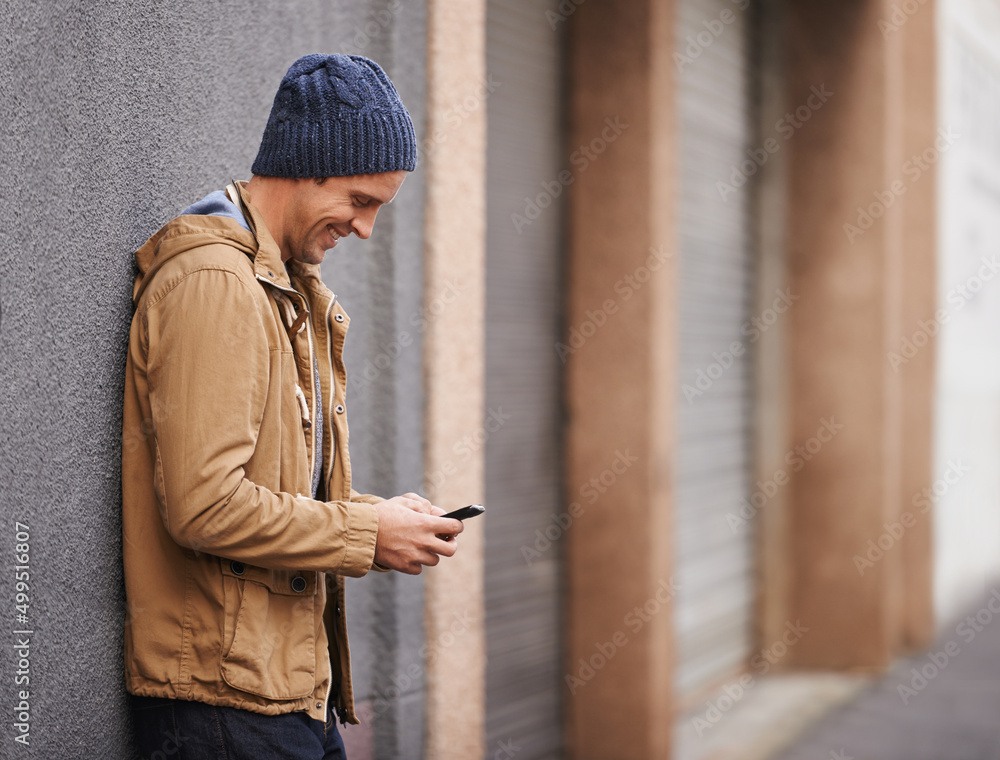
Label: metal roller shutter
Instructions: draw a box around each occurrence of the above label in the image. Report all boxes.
[484,1,565,758]
[674,0,757,702]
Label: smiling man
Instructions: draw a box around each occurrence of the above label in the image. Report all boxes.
[121,54,462,760]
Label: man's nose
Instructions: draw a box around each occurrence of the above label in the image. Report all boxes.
[351,209,380,240]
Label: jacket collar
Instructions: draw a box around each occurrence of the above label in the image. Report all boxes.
[230,180,339,310]
[230,180,295,292]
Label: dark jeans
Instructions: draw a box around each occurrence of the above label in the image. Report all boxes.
[129,694,347,760]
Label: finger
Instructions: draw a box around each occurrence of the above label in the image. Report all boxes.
[430,505,446,516]
[403,492,433,510]
[403,496,434,514]
[434,537,458,557]
[429,517,463,535]
[417,550,441,567]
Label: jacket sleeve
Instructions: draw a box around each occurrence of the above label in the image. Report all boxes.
[349,488,385,505]
[144,267,378,576]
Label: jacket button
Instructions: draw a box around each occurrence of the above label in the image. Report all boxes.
[291,576,307,592]
[335,404,345,414]
[230,561,245,576]
[316,702,323,710]
[334,314,345,323]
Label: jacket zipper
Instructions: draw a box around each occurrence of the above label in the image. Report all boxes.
[324,296,339,499]
[303,290,338,723]
[304,317,318,486]
[322,293,338,721]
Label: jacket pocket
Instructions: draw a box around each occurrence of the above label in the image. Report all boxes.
[219,559,319,700]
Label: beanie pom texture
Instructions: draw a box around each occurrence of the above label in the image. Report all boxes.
[252,54,417,178]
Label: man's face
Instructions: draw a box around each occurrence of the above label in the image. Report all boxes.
[281,170,407,265]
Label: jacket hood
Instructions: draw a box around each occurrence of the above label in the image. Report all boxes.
[132,181,292,307]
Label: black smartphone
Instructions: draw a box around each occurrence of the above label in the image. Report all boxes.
[442,504,485,521]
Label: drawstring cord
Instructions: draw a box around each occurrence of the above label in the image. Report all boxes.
[273,290,307,335]
[295,384,312,429]
[272,290,311,428]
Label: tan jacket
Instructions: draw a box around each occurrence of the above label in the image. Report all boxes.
[121,181,383,724]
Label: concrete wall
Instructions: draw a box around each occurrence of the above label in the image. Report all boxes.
[0,1,426,756]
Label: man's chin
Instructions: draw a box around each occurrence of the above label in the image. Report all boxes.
[293,250,326,266]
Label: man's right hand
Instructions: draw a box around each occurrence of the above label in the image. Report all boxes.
[373,493,464,574]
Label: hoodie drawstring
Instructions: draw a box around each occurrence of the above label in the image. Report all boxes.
[295,384,312,429]
[273,291,307,336]
[272,290,311,428]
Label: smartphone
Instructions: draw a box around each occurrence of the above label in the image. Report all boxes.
[442,504,485,521]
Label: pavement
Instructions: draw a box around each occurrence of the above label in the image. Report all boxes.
[773,588,1000,760]
[675,672,870,760]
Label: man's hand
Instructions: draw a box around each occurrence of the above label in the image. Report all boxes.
[373,492,464,574]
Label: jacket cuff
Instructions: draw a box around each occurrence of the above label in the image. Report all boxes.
[335,501,380,577]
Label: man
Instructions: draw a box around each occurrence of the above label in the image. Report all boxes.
[121,54,462,759]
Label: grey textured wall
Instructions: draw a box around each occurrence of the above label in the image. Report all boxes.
[0,1,426,757]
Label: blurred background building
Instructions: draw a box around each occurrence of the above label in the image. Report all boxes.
[2,0,999,758]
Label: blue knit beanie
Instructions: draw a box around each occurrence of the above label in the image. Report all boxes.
[252,54,417,178]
